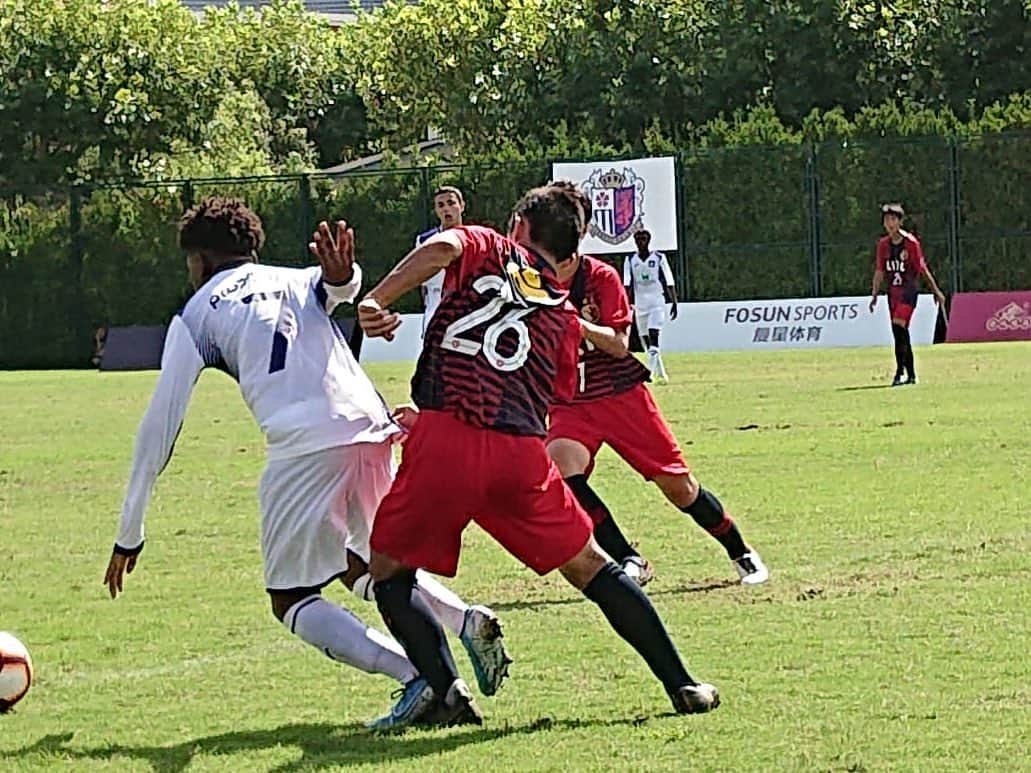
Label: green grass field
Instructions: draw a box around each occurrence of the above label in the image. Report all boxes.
[1,344,1029,772]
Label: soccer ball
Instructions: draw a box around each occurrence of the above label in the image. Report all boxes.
[0,632,33,712]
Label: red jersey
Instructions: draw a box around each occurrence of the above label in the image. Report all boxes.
[412,226,580,437]
[558,255,650,404]
[876,231,927,300]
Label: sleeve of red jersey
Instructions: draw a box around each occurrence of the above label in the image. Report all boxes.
[453,225,504,285]
[553,308,582,403]
[875,238,888,271]
[909,235,928,272]
[594,263,634,331]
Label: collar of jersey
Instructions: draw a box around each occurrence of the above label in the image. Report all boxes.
[210,258,254,277]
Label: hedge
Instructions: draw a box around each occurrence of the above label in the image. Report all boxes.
[2,133,1030,369]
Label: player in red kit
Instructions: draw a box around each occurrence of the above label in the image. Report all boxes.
[358,184,719,729]
[548,182,768,588]
[870,203,946,386]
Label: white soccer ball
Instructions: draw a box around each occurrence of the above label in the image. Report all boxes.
[0,631,33,712]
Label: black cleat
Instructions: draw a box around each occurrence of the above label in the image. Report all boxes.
[416,679,484,728]
[669,683,720,714]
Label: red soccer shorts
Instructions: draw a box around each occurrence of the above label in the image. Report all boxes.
[371,410,593,578]
[547,383,691,482]
[888,290,917,326]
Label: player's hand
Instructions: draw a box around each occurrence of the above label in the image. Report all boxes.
[392,404,420,432]
[670,302,679,320]
[358,298,402,340]
[309,220,355,285]
[103,550,139,599]
[869,296,878,313]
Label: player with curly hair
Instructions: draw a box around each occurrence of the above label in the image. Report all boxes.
[103,197,511,730]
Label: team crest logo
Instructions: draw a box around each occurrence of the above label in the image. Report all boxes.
[582,167,645,245]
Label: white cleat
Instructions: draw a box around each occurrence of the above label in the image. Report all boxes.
[733,550,769,585]
[459,605,512,697]
[621,555,655,587]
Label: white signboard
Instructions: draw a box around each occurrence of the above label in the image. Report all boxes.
[357,295,939,362]
[660,295,939,353]
[360,313,425,362]
[551,157,677,255]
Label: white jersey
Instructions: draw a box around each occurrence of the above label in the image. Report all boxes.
[115,262,396,551]
[624,251,674,309]
[417,227,446,334]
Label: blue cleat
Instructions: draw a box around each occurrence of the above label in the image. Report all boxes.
[459,606,512,697]
[365,677,435,733]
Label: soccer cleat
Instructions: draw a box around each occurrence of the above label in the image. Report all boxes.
[621,555,655,587]
[670,682,721,714]
[891,374,906,387]
[418,678,484,728]
[733,550,769,585]
[365,677,436,733]
[458,605,513,697]
[905,375,919,385]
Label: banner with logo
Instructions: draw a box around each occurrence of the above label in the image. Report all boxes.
[945,291,1031,343]
[660,295,939,353]
[551,157,677,255]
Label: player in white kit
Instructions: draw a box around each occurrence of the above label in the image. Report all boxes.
[416,186,465,336]
[102,197,509,730]
[623,229,678,382]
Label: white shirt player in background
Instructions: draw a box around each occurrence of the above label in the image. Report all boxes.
[623,228,678,383]
[103,197,509,730]
[416,186,465,336]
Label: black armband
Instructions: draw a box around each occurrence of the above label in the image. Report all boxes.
[113,541,144,557]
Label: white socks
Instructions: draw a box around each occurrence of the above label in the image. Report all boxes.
[350,570,469,636]
[413,570,470,635]
[283,595,416,684]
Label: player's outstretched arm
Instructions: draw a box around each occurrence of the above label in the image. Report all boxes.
[105,318,203,599]
[359,231,463,339]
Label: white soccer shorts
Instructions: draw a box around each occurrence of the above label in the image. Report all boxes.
[258,440,395,591]
[635,304,667,333]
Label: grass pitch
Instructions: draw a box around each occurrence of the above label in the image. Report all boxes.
[1,343,1028,771]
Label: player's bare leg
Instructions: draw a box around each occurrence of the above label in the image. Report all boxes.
[549,438,653,585]
[653,472,769,585]
[346,550,510,696]
[558,538,719,714]
[369,551,482,730]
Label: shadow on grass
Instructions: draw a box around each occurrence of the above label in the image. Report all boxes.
[11,716,656,772]
[837,384,894,392]
[492,579,738,612]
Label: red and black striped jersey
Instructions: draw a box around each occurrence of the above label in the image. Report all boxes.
[557,255,650,404]
[876,231,927,297]
[412,226,581,437]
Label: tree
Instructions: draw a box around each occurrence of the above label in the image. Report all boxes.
[0,0,225,188]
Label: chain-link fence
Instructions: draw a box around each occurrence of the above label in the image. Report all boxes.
[2,133,1030,368]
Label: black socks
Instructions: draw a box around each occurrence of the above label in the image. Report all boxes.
[375,571,458,697]
[565,474,637,562]
[583,563,693,691]
[682,488,748,560]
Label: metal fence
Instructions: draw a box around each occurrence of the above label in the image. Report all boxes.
[2,133,1030,368]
